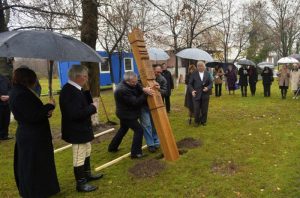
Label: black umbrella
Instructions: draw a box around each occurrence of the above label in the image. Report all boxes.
[237,59,256,66]
[0,30,103,97]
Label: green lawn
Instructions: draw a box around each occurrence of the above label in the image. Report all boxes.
[1,81,300,197]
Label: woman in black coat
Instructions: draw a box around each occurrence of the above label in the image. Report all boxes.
[248,65,258,96]
[9,67,60,198]
[261,67,274,97]
[238,65,249,97]
[184,64,197,124]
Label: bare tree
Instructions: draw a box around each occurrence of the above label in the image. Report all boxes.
[268,0,300,57]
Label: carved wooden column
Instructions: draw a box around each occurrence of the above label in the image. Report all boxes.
[128,28,179,161]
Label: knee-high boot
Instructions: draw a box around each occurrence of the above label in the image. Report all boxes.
[84,157,103,181]
[74,165,98,192]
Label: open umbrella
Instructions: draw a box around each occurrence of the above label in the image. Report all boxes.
[176,48,213,62]
[237,59,256,66]
[257,62,274,69]
[277,57,299,64]
[0,30,103,97]
[289,54,300,62]
[148,47,170,61]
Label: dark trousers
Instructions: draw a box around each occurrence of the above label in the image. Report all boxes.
[263,84,271,97]
[162,96,171,112]
[280,86,288,99]
[108,119,143,155]
[215,84,222,97]
[241,85,247,97]
[249,83,256,96]
[193,97,209,124]
[0,105,10,138]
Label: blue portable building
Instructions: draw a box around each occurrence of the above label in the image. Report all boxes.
[58,51,139,87]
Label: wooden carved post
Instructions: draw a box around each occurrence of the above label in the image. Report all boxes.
[128,28,179,161]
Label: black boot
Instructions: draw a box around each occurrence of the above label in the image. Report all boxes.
[74,165,98,192]
[84,157,103,181]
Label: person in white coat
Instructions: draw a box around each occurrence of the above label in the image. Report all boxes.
[290,64,300,99]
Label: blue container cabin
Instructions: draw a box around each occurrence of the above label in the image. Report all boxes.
[58,51,139,88]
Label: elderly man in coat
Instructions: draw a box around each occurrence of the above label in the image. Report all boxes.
[188,61,213,126]
[59,64,103,192]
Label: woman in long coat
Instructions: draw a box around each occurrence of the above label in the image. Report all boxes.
[213,65,224,97]
[238,65,249,97]
[277,64,290,99]
[225,65,237,95]
[184,64,197,124]
[9,67,60,198]
[290,64,300,98]
[261,67,273,97]
[248,65,258,96]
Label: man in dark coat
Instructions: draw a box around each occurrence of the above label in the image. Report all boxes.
[161,63,174,113]
[0,73,13,140]
[238,65,249,97]
[9,67,60,198]
[59,64,102,193]
[188,61,213,126]
[108,71,153,158]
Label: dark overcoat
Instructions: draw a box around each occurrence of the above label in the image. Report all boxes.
[261,69,274,85]
[9,85,60,198]
[59,83,96,144]
[161,70,174,96]
[188,71,213,101]
[238,67,249,86]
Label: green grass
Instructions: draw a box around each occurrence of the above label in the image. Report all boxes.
[1,80,300,197]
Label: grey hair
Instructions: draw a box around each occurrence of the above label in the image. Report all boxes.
[68,64,88,80]
[123,71,137,81]
[197,61,206,67]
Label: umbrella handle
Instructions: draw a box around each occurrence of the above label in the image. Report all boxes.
[48,60,54,98]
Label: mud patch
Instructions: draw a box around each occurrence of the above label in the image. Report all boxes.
[177,137,202,149]
[211,159,238,176]
[128,159,166,178]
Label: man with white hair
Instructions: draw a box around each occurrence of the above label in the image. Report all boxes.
[59,64,102,192]
[188,61,213,126]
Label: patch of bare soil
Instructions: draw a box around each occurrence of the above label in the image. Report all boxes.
[176,137,202,149]
[128,159,166,178]
[211,160,238,176]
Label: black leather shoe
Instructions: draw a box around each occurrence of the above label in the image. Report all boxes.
[201,122,207,126]
[148,146,156,153]
[0,136,13,140]
[108,148,119,153]
[131,153,146,159]
[86,172,104,181]
[76,180,98,192]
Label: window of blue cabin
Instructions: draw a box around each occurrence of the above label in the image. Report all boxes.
[124,58,134,71]
[99,57,110,73]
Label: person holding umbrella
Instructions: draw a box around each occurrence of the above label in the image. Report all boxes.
[261,67,274,97]
[277,64,290,99]
[248,65,258,96]
[185,64,197,124]
[238,65,249,97]
[9,67,60,198]
[290,64,300,99]
[225,64,237,95]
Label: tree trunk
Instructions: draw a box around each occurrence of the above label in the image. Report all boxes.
[81,0,100,126]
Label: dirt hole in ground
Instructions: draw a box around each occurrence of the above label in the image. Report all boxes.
[176,137,202,149]
[128,159,166,178]
[211,160,238,176]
